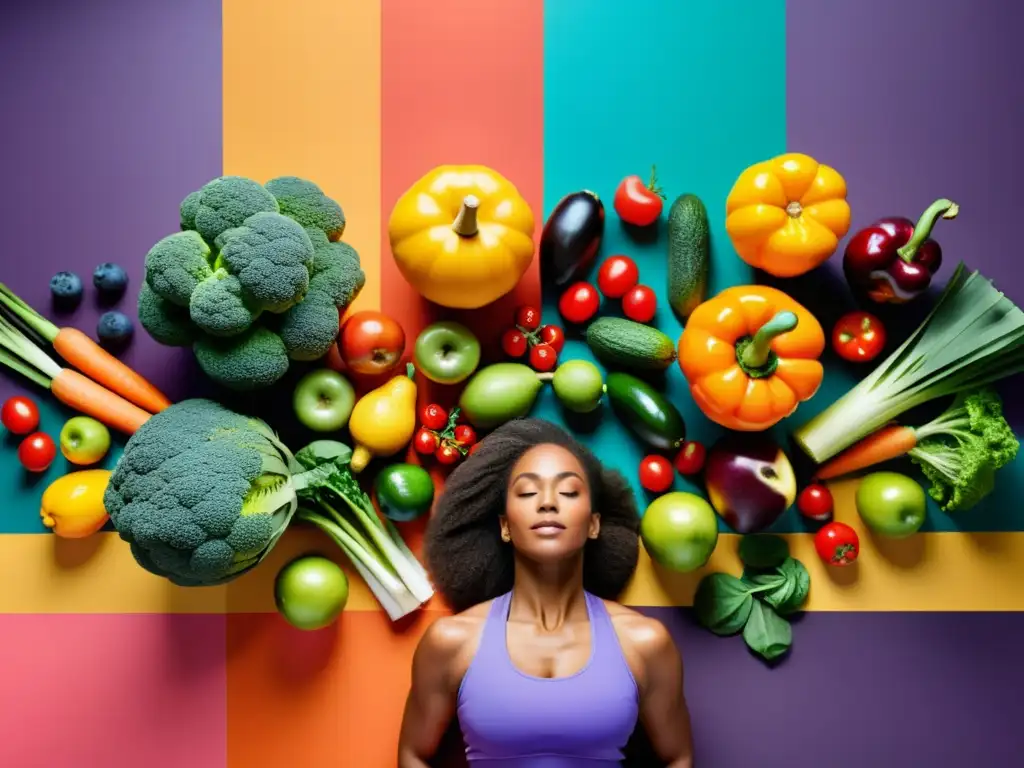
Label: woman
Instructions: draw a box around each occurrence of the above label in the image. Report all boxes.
[398,418,694,767]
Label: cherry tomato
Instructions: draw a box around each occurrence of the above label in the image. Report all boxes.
[814,522,860,567]
[529,343,558,372]
[435,441,462,465]
[420,403,448,431]
[832,311,886,363]
[797,483,834,522]
[539,325,565,354]
[413,427,439,455]
[596,255,640,299]
[18,432,56,473]
[468,442,481,456]
[502,328,528,358]
[1,396,40,435]
[516,305,541,332]
[613,168,666,227]
[638,455,674,493]
[673,441,706,476]
[454,424,477,447]
[558,282,600,325]
[622,285,657,323]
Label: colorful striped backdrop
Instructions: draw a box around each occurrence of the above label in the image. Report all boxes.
[2,1,1023,766]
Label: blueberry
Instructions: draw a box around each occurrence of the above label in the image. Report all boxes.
[93,262,129,298]
[50,271,84,308]
[97,310,134,348]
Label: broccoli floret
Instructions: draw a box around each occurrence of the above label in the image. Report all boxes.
[144,231,214,306]
[309,241,365,307]
[193,325,290,391]
[279,293,339,362]
[105,399,296,587]
[266,176,346,241]
[190,175,280,244]
[137,283,197,347]
[908,389,1020,513]
[217,212,314,313]
[180,190,201,231]
[189,272,262,337]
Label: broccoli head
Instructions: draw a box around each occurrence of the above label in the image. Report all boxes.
[266,176,346,241]
[217,212,315,313]
[193,324,290,391]
[189,272,262,338]
[144,231,213,307]
[137,283,197,347]
[188,175,280,243]
[105,399,297,587]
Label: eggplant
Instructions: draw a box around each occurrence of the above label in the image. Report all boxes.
[540,190,605,286]
[704,434,796,534]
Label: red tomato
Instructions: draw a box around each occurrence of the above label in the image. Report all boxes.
[501,328,528,358]
[638,455,674,493]
[515,305,541,332]
[413,427,439,455]
[814,522,860,566]
[539,325,565,354]
[420,403,448,431]
[673,441,706,476]
[831,311,886,363]
[622,285,657,323]
[454,424,477,447]
[529,343,558,372]
[1,396,40,435]
[468,442,481,456]
[18,432,56,473]
[613,169,666,227]
[435,441,462,465]
[797,483,834,522]
[558,282,600,324]
[338,310,406,375]
[597,255,640,299]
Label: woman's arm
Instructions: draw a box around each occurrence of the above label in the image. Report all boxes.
[398,618,469,768]
[633,620,694,768]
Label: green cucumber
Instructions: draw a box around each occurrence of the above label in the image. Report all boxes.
[606,372,686,451]
[585,317,677,371]
[667,193,710,319]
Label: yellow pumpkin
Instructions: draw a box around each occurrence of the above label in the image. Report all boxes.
[387,165,535,309]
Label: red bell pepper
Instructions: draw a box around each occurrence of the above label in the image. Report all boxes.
[842,198,958,304]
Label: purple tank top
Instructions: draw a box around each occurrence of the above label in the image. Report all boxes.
[456,590,639,766]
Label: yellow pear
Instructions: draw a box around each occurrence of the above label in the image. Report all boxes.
[349,363,418,472]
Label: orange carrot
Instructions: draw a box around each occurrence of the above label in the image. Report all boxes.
[0,283,172,413]
[52,327,171,412]
[50,368,152,434]
[814,424,918,480]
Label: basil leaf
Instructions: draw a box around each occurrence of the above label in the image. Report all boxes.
[694,573,755,636]
[763,575,796,612]
[738,534,789,569]
[743,601,792,662]
[774,558,810,615]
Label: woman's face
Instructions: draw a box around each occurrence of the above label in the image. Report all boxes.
[500,443,599,563]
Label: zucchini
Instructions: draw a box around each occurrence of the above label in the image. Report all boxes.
[667,193,710,319]
[606,372,686,451]
[586,317,677,371]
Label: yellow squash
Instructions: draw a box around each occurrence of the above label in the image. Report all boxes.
[40,469,111,539]
[387,164,535,309]
[349,363,418,472]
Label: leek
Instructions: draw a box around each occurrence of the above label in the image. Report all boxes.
[794,263,1024,464]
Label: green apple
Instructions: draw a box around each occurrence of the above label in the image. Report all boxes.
[59,416,111,465]
[293,369,355,432]
[856,471,927,538]
[640,492,720,572]
[275,555,349,631]
[552,360,605,413]
[414,321,481,385]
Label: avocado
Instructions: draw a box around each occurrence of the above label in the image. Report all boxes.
[667,193,710,319]
[585,317,677,371]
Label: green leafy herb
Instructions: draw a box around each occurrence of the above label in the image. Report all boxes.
[743,600,792,661]
[739,534,790,569]
[694,573,754,636]
[771,558,810,615]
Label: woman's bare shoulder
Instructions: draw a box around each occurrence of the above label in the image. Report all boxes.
[416,600,494,661]
[602,600,678,657]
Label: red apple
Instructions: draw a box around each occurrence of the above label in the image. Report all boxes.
[338,311,406,375]
[704,434,796,534]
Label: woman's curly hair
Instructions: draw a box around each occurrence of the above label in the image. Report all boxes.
[424,417,641,613]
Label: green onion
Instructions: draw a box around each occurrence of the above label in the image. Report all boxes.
[793,263,1024,464]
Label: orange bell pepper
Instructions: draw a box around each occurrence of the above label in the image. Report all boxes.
[678,285,825,431]
[725,153,851,278]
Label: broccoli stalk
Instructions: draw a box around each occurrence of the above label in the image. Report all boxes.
[908,389,1019,512]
